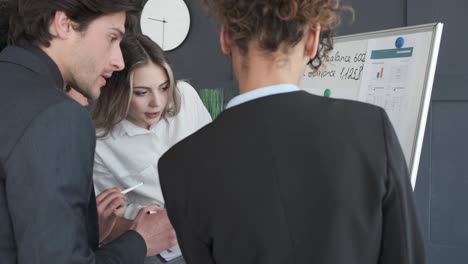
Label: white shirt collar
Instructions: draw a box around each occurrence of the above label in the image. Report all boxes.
[114,119,161,137]
[225,83,300,109]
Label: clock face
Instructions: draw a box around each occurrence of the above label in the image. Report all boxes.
[140,0,190,51]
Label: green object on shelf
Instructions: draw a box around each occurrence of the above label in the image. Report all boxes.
[199,88,224,120]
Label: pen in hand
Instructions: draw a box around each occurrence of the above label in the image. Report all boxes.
[120,182,143,194]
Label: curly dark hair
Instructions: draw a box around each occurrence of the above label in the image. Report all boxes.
[202,0,352,70]
[0,0,14,51]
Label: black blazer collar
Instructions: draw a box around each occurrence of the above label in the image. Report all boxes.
[0,45,64,90]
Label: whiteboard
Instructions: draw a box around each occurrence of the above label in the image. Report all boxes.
[300,23,443,189]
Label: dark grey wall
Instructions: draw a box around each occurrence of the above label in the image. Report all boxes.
[408,0,468,263]
[164,1,237,103]
[152,1,468,263]
[339,0,407,35]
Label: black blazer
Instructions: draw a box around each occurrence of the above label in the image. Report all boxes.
[0,46,146,264]
[159,91,425,264]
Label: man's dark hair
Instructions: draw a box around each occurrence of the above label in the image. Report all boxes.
[7,0,140,48]
[0,0,14,51]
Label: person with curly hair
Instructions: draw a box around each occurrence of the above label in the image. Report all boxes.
[158,1,425,264]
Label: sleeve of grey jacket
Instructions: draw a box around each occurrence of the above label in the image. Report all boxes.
[4,100,146,264]
[378,108,426,264]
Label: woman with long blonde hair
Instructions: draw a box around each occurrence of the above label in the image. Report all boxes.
[92,33,211,264]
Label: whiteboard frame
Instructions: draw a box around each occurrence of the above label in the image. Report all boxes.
[334,23,444,189]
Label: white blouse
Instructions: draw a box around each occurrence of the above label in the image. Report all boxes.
[93,81,212,219]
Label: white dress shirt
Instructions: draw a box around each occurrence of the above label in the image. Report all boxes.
[93,81,212,219]
[225,83,300,109]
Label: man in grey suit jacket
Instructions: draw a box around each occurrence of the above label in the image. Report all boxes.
[0,1,174,263]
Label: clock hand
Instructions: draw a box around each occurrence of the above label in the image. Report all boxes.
[148,17,168,24]
[147,17,169,49]
[162,17,165,49]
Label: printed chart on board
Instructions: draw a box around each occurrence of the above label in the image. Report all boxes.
[299,23,443,188]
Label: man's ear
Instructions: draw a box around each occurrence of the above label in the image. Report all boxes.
[220,25,232,55]
[304,24,321,59]
[49,11,73,39]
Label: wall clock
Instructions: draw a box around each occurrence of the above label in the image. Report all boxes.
[140,0,191,51]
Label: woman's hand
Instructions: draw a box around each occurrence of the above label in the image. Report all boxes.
[96,187,127,243]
